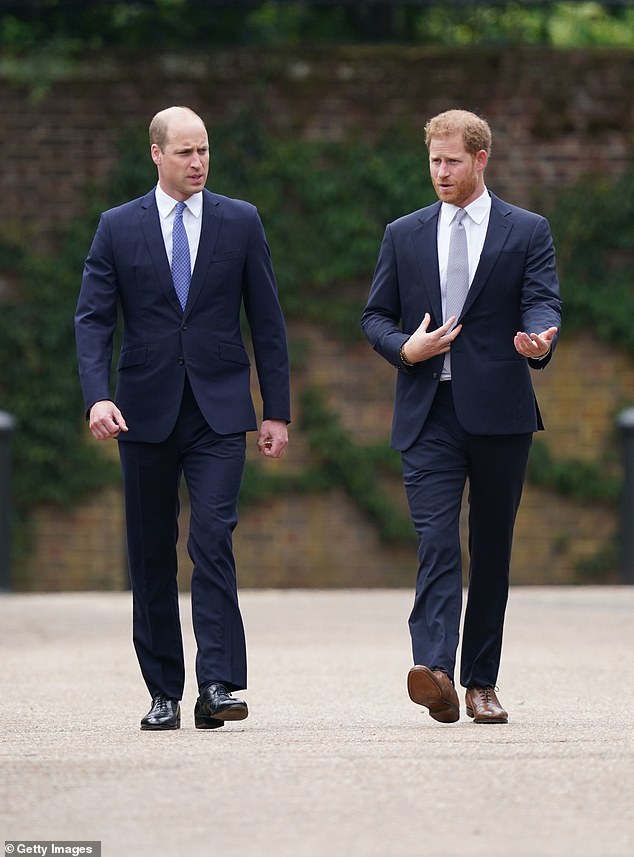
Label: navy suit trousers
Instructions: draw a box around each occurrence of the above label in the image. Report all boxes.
[118,378,247,700]
[401,382,532,689]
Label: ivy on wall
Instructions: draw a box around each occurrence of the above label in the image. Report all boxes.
[0,228,119,549]
[298,387,414,545]
[210,111,435,339]
[0,111,631,578]
[528,439,620,504]
[547,169,634,351]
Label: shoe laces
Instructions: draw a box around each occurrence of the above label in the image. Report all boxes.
[475,686,498,702]
[209,682,231,698]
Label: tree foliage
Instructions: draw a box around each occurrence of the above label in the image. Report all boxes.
[0,1,633,51]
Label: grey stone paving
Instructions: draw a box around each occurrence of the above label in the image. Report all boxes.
[1,587,633,857]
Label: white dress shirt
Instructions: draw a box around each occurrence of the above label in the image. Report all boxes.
[155,183,203,273]
[438,188,491,379]
[438,187,491,317]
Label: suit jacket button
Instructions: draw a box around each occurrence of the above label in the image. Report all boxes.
[432,371,439,379]
[181,324,188,331]
[178,357,184,365]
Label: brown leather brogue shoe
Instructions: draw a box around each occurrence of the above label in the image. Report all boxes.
[465,686,508,724]
[407,665,460,723]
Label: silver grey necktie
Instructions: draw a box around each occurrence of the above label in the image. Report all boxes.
[443,208,469,376]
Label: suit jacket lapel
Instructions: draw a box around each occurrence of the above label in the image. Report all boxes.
[413,203,443,325]
[461,193,513,316]
[184,190,222,317]
[139,191,183,315]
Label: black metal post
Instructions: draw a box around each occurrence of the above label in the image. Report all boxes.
[617,407,634,584]
[0,410,16,592]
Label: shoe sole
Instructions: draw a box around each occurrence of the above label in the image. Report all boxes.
[465,706,508,724]
[210,705,249,722]
[140,718,181,731]
[194,714,225,730]
[408,666,459,723]
[194,703,248,729]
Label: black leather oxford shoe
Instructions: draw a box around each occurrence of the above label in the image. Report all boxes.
[140,695,181,730]
[194,683,248,729]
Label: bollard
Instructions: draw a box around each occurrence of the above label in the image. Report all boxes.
[616,407,634,585]
[0,410,16,592]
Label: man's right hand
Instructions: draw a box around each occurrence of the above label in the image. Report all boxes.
[401,312,462,365]
[89,400,129,440]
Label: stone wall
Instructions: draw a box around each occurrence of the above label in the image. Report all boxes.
[3,45,634,589]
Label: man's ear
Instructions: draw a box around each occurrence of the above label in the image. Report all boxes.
[475,149,488,172]
[151,143,162,166]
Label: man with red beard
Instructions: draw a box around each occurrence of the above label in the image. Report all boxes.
[362,109,560,724]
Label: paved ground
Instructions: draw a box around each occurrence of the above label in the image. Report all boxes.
[1,587,633,857]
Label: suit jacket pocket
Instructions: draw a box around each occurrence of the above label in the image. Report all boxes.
[118,346,148,370]
[212,248,241,262]
[218,341,250,366]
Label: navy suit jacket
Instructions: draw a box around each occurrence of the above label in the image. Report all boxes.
[75,188,291,443]
[361,193,561,451]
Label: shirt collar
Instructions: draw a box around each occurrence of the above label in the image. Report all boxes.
[154,183,204,219]
[440,187,491,226]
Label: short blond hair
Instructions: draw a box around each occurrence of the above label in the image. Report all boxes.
[424,109,492,156]
[149,106,203,150]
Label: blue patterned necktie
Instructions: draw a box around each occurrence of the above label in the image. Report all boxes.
[171,201,191,310]
[443,208,469,375]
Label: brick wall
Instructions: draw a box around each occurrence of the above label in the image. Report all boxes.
[4,45,634,589]
[21,325,632,591]
[2,46,633,249]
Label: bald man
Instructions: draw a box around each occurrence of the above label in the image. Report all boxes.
[75,106,291,731]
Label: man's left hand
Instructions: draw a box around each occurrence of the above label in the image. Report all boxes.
[258,419,289,459]
[514,326,558,360]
